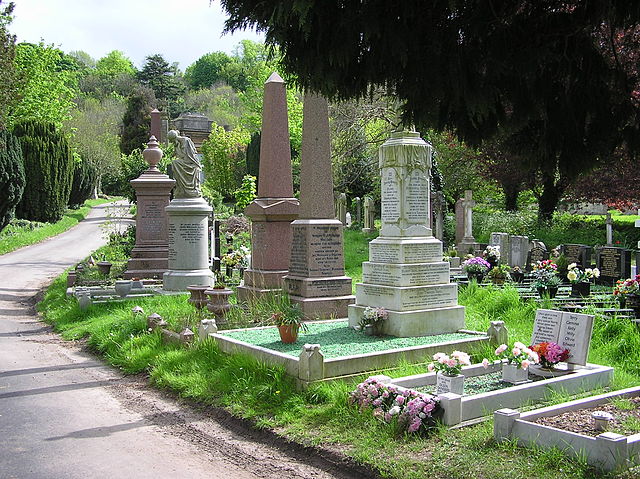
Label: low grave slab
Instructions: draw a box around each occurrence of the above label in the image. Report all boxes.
[494,386,640,472]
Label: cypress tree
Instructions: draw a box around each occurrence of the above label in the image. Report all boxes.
[0,129,25,231]
[14,121,74,223]
[68,157,97,209]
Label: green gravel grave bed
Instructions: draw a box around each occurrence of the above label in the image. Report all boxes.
[220,320,472,359]
[415,371,545,396]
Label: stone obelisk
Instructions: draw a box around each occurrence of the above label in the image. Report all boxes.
[124,136,175,279]
[237,72,299,301]
[348,131,465,337]
[283,94,354,318]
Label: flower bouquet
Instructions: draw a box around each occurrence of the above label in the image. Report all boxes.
[358,306,388,336]
[462,256,491,282]
[530,341,570,369]
[567,263,599,297]
[490,341,539,384]
[428,350,471,395]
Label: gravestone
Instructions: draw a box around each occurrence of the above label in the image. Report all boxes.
[363,195,375,233]
[171,112,212,153]
[354,196,362,224]
[163,132,214,290]
[345,212,352,227]
[456,190,480,255]
[510,235,530,268]
[124,136,175,279]
[237,72,300,302]
[335,192,347,225]
[605,213,614,246]
[348,130,465,337]
[531,309,594,367]
[150,109,162,141]
[489,232,510,265]
[526,240,549,271]
[560,244,592,268]
[283,94,354,318]
[595,246,631,286]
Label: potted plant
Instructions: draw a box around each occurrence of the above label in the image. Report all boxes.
[529,341,570,376]
[613,275,640,310]
[204,280,233,318]
[427,350,471,395]
[491,341,539,384]
[488,264,511,285]
[567,263,599,297]
[462,256,491,283]
[531,260,560,298]
[510,266,525,283]
[271,303,307,343]
[358,306,388,336]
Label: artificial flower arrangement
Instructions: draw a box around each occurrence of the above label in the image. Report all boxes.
[427,350,471,376]
[483,244,501,263]
[462,256,491,274]
[613,275,640,297]
[221,246,250,268]
[531,259,561,288]
[349,377,440,434]
[529,342,570,368]
[358,306,389,329]
[566,263,600,283]
[489,341,540,370]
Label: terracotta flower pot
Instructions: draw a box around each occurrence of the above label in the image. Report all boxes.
[277,324,299,343]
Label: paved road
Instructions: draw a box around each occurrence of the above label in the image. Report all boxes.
[0,204,356,479]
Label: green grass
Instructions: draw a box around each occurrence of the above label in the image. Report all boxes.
[0,198,116,255]
[36,228,640,479]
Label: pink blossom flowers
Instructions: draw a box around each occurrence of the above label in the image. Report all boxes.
[349,377,440,434]
[427,350,471,376]
[490,341,539,370]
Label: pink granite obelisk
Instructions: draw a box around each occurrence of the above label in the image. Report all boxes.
[124,136,176,279]
[236,72,300,301]
[283,93,354,318]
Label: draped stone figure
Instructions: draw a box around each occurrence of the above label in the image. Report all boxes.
[167,129,201,198]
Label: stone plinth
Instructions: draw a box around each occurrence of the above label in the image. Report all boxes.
[236,72,299,302]
[124,170,175,279]
[282,93,354,318]
[171,112,213,153]
[348,131,465,337]
[162,197,214,291]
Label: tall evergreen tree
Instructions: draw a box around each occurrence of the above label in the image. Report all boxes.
[119,87,155,155]
[0,128,25,231]
[138,54,185,115]
[14,121,74,223]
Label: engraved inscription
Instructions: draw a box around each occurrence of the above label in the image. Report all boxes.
[369,243,400,263]
[531,309,563,345]
[381,168,400,223]
[406,170,428,223]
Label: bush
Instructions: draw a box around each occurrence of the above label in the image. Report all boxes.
[68,156,97,208]
[14,121,74,223]
[0,129,25,232]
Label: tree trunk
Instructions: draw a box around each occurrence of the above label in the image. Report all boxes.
[537,172,561,223]
[502,184,520,211]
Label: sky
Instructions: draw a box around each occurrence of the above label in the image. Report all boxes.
[9,0,265,70]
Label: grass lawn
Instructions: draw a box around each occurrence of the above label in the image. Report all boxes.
[0,198,117,255]
[36,230,640,479]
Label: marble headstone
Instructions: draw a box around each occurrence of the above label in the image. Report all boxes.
[531,309,594,367]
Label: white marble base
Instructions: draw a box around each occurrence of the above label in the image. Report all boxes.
[369,237,443,264]
[162,268,214,291]
[362,261,450,287]
[354,282,458,311]
[348,304,465,337]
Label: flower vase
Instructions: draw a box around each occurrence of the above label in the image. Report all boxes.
[467,272,484,283]
[626,294,640,317]
[277,324,299,343]
[511,271,525,283]
[96,261,112,276]
[435,372,464,395]
[570,282,591,298]
[537,286,558,299]
[204,288,233,319]
[501,363,530,384]
[114,280,133,298]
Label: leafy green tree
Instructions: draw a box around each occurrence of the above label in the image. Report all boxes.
[201,124,251,200]
[96,50,136,78]
[0,128,25,231]
[182,85,244,128]
[222,1,640,221]
[184,51,233,90]
[8,42,78,129]
[68,50,96,70]
[0,1,21,129]
[14,121,74,223]
[137,54,185,115]
[120,87,155,155]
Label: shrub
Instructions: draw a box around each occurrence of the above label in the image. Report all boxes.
[14,121,74,223]
[68,156,97,208]
[0,129,25,232]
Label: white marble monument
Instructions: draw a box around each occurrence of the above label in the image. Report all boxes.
[348,131,465,337]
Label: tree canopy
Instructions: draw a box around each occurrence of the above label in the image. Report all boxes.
[222,0,640,220]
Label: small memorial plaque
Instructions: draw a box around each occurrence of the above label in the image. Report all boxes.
[531,309,594,366]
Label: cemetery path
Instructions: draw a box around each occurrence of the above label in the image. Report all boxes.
[0,203,367,479]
